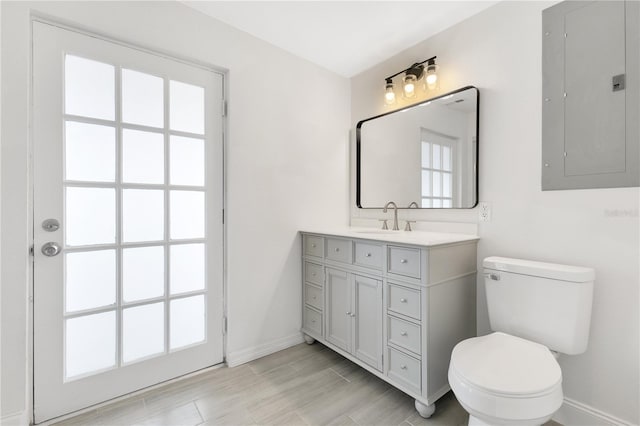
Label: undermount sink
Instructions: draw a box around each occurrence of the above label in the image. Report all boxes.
[352,229,400,235]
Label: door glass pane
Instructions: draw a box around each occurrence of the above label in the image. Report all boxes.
[122,189,164,243]
[65,311,116,379]
[170,80,204,134]
[65,55,115,120]
[122,129,164,184]
[432,172,442,197]
[123,246,164,302]
[170,295,205,350]
[443,172,452,197]
[65,250,115,312]
[432,144,441,169]
[432,198,442,208]
[170,136,204,186]
[122,303,164,364]
[421,142,430,167]
[442,146,452,171]
[170,191,204,239]
[66,187,115,246]
[443,199,452,208]
[421,170,431,196]
[170,244,204,295]
[422,198,432,208]
[65,121,115,182]
[122,69,164,128]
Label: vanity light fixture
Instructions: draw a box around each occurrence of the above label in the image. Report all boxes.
[383,56,438,104]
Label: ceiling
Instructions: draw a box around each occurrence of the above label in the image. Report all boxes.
[182,1,499,77]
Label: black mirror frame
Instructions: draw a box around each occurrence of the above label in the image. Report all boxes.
[356,85,479,209]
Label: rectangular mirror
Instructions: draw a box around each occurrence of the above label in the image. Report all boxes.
[357,86,479,209]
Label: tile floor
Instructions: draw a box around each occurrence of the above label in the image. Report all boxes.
[53,342,559,426]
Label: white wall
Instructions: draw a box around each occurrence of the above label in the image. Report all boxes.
[351,1,639,424]
[1,1,349,421]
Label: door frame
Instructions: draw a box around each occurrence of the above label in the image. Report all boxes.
[28,16,229,423]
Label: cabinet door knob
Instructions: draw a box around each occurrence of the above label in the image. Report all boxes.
[346,311,352,316]
[365,253,372,257]
[400,365,407,370]
[400,298,407,303]
[335,247,340,252]
[350,313,356,318]
[400,331,407,336]
[311,243,316,248]
[400,259,407,264]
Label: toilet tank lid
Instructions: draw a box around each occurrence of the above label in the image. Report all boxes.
[483,256,594,283]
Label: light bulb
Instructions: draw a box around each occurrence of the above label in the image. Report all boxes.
[425,60,438,90]
[384,80,396,105]
[403,74,417,98]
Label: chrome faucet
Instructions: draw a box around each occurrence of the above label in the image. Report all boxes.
[383,201,400,231]
[404,202,419,231]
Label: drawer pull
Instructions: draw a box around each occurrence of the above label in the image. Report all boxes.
[312,272,316,276]
[400,298,407,303]
[400,365,407,370]
[400,259,408,264]
[335,248,340,252]
[311,319,316,323]
[311,243,316,248]
[400,331,408,336]
[365,252,372,257]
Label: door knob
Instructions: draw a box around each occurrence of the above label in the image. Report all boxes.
[41,242,61,257]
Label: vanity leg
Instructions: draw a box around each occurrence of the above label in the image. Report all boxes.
[303,334,315,345]
[414,400,435,418]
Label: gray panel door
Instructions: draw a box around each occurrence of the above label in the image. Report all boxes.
[564,1,626,176]
[326,268,351,352]
[353,275,383,371]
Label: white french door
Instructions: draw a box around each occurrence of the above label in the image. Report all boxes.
[32,21,224,423]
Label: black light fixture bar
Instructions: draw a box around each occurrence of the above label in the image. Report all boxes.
[384,56,437,81]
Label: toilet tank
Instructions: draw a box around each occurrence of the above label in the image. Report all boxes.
[483,256,594,355]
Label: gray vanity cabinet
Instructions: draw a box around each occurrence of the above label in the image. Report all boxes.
[326,269,383,370]
[300,232,477,418]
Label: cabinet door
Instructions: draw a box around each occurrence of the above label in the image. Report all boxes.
[325,268,351,352]
[353,275,383,371]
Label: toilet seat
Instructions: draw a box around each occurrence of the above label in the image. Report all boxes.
[448,332,563,425]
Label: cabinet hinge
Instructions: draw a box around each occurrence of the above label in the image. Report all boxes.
[222,99,228,117]
[223,316,228,335]
[29,245,34,256]
[222,208,225,224]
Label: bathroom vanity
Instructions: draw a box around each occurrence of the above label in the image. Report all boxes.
[300,229,478,417]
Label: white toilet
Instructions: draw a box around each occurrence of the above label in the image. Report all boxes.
[448,256,594,426]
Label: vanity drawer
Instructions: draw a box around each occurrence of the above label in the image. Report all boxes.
[304,284,323,311]
[304,235,324,258]
[304,262,324,286]
[388,316,421,355]
[388,283,421,320]
[388,246,421,279]
[326,238,352,263]
[304,306,322,336]
[388,347,421,393]
[354,241,383,269]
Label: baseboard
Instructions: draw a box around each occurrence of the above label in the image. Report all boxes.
[226,332,304,367]
[553,397,632,426]
[1,410,29,426]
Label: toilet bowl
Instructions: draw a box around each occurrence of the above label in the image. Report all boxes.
[449,332,563,426]
[448,257,594,426]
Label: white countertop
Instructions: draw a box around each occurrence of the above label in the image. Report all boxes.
[300,227,479,247]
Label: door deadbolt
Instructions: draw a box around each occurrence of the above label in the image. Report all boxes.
[42,218,60,232]
[41,242,61,257]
